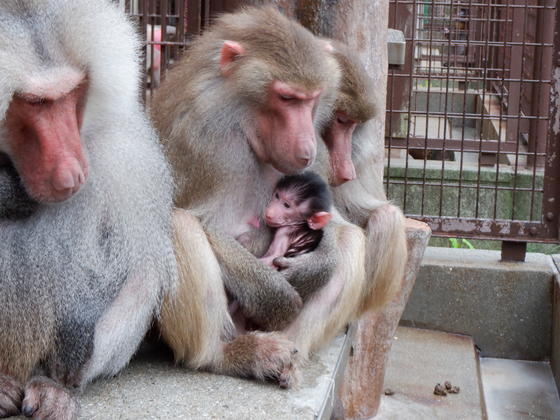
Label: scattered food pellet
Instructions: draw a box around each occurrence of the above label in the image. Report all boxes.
[433,383,447,396]
[434,381,461,396]
[384,388,395,396]
[448,386,460,394]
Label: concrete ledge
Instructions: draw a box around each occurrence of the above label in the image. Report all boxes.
[74,332,352,420]
[401,247,554,360]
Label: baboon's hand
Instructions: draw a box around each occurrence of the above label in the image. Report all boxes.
[22,377,78,420]
[207,227,303,331]
[250,279,303,331]
[274,225,338,301]
[0,374,23,418]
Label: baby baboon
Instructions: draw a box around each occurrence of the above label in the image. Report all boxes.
[260,172,332,271]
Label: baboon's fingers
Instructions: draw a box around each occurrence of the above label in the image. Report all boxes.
[22,377,78,420]
[0,374,22,418]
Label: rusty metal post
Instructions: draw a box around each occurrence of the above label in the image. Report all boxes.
[186,0,202,36]
[528,0,554,168]
[501,241,527,262]
[334,219,431,419]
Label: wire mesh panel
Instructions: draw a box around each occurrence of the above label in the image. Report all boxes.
[386,0,559,243]
[125,0,560,243]
[122,0,214,103]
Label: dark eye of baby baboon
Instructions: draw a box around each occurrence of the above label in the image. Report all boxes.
[275,192,279,199]
[284,202,290,209]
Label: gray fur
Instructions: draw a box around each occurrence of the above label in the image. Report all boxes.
[0,162,37,220]
[152,6,341,331]
[0,0,176,401]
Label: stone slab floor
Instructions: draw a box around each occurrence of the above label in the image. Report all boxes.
[481,358,560,420]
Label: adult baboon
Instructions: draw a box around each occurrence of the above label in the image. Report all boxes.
[0,1,176,418]
[155,7,405,388]
[267,40,406,367]
[153,6,342,387]
[319,41,407,312]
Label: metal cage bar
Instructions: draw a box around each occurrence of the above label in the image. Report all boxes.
[125,1,560,244]
[386,0,559,242]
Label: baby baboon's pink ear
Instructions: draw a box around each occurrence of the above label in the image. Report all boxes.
[307,212,332,230]
[220,40,245,76]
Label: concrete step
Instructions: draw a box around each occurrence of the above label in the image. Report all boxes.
[73,332,352,420]
[377,326,486,419]
[480,358,560,420]
[402,248,554,361]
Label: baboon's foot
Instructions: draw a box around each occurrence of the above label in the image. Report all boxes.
[0,373,22,418]
[223,332,300,388]
[22,376,78,420]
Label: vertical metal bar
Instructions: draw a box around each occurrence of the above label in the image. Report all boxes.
[187,0,201,36]
[473,0,493,218]
[402,0,419,214]
[385,0,399,198]
[160,0,168,83]
[202,0,210,28]
[505,4,524,148]
[182,0,190,36]
[456,0,474,219]
[528,1,551,169]
[141,0,149,104]
[493,0,509,221]
[528,1,554,221]
[420,0,437,216]
[178,0,187,43]
[147,0,156,103]
[542,0,560,242]
[510,1,530,220]
[437,0,455,217]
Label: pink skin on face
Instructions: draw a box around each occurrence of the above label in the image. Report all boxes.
[5,78,88,203]
[253,81,321,174]
[322,111,358,187]
[264,189,303,228]
[219,40,321,174]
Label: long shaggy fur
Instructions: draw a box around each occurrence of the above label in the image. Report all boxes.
[0,0,176,385]
[152,6,340,383]
[327,43,407,312]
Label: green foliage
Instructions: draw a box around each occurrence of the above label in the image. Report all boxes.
[448,238,475,249]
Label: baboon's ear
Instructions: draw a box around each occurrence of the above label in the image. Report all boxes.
[307,212,332,230]
[220,40,245,76]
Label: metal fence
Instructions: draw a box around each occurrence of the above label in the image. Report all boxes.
[122,0,196,102]
[124,0,560,256]
[121,1,240,101]
[385,0,559,257]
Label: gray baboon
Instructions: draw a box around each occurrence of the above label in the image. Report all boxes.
[320,41,407,312]
[0,1,176,418]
